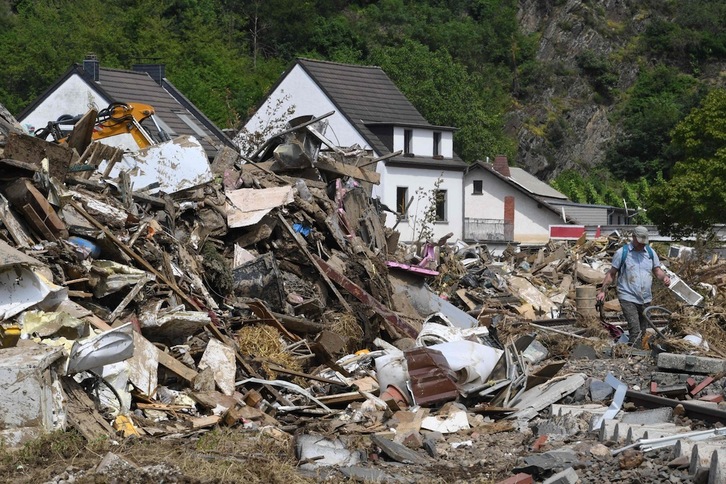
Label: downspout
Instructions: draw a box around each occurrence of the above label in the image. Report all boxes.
[461,171,466,242]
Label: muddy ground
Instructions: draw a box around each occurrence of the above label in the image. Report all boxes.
[1,349,707,484]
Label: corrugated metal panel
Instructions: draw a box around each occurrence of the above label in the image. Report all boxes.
[551,204,609,225]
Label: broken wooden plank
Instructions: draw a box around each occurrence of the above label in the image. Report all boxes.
[0,193,34,247]
[278,213,354,314]
[61,376,115,441]
[312,253,419,340]
[189,415,221,430]
[3,131,76,181]
[4,178,68,240]
[69,200,201,311]
[314,156,381,184]
[70,196,295,408]
[108,274,154,322]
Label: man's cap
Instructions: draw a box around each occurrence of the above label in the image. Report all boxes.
[633,226,649,244]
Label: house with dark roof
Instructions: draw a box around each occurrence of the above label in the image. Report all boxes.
[241,58,468,242]
[16,55,234,161]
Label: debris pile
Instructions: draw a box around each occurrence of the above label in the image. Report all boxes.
[1,104,726,483]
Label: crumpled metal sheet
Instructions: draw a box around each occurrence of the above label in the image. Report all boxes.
[99,135,212,194]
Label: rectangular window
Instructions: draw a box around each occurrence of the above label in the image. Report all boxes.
[433,132,441,157]
[473,180,483,195]
[404,129,413,155]
[396,187,409,218]
[435,189,447,222]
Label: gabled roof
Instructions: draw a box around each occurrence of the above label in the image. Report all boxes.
[507,167,568,200]
[296,58,466,168]
[17,64,233,159]
[466,161,570,220]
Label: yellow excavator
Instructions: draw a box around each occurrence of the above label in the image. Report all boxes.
[35,102,169,149]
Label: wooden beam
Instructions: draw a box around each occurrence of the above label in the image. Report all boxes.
[314,156,381,184]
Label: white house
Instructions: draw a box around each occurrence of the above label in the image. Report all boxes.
[464,156,571,245]
[17,55,234,160]
[241,58,468,243]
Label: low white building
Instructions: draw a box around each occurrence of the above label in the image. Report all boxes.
[241,58,467,242]
[463,157,570,245]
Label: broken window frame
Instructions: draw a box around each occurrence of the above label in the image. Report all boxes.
[435,189,447,222]
[396,186,409,219]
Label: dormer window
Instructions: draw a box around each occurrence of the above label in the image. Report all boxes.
[433,132,441,157]
[404,129,413,155]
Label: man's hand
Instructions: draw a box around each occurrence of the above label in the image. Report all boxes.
[596,290,606,302]
[663,275,671,286]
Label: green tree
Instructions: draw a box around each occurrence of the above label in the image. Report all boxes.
[606,64,703,181]
[369,40,515,162]
[648,89,726,237]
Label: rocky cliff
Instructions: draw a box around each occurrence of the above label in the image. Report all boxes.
[511,0,651,180]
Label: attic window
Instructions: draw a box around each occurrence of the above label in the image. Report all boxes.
[433,132,441,157]
[404,129,413,155]
[473,180,483,195]
[174,111,206,138]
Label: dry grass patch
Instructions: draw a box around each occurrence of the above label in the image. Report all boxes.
[237,324,304,379]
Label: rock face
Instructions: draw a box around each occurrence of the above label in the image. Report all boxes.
[511,0,648,180]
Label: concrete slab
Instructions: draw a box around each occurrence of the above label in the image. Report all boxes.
[0,343,65,447]
[551,403,608,418]
[690,443,726,475]
[709,448,726,484]
[542,467,579,484]
[599,420,620,441]
[620,407,673,425]
[624,424,690,443]
[371,434,429,464]
[657,353,726,375]
[590,379,614,402]
[570,344,598,360]
[510,373,587,421]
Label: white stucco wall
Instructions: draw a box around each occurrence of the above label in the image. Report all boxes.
[381,164,464,243]
[18,74,108,135]
[464,170,563,244]
[242,64,371,152]
[392,126,453,158]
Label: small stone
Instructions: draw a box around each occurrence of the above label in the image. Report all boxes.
[618,449,644,470]
[673,404,686,417]
[590,444,611,458]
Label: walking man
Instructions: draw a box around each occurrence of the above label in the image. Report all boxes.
[597,226,671,345]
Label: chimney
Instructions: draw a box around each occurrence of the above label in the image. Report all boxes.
[133,63,166,85]
[83,54,100,82]
[493,155,511,177]
[504,196,515,241]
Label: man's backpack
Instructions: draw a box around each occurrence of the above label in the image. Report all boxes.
[617,244,655,275]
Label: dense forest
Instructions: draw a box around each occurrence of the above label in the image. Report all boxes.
[0,0,724,236]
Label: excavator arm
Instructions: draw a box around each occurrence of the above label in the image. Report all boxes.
[35,102,161,149]
[93,102,156,149]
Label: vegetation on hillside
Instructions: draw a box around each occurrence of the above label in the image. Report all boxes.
[0,0,724,233]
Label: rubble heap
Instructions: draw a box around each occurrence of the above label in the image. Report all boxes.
[1,105,726,483]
